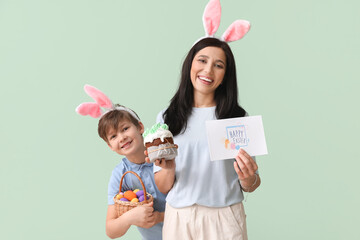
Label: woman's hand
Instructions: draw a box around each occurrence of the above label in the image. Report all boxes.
[234,148,260,192]
[144,149,176,170]
[144,149,176,194]
[154,158,176,169]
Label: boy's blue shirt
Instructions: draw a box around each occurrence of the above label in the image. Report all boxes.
[108,157,166,240]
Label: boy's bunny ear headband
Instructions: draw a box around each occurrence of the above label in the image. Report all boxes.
[197,0,250,43]
[75,84,140,121]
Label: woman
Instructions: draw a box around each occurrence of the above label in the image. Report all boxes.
[149,37,260,240]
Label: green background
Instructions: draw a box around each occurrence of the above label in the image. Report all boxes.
[1,0,359,239]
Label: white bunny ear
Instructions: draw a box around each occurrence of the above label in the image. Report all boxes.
[203,0,221,37]
[221,20,250,42]
[84,84,113,109]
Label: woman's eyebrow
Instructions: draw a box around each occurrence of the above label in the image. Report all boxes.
[198,55,225,64]
[215,59,226,65]
[197,55,226,65]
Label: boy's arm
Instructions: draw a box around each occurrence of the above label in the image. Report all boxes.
[106,205,131,239]
[106,202,156,239]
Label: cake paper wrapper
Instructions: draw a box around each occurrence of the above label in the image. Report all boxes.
[147,143,178,163]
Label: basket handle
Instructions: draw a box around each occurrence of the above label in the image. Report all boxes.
[119,171,148,203]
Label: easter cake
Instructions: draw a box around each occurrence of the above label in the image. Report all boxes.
[143,123,178,163]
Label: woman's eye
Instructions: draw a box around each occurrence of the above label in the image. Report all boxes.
[215,64,224,69]
[198,59,206,63]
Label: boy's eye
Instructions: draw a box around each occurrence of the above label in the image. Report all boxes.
[123,127,129,132]
[110,135,116,140]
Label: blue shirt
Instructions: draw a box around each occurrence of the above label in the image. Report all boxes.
[108,158,166,240]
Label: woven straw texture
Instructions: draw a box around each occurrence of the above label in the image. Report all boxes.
[113,171,153,217]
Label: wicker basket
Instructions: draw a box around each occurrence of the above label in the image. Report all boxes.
[113,170,153,217]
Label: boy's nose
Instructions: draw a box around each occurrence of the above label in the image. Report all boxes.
[118,134,126,143]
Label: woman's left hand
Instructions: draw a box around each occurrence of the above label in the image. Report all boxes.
[234,148,260,192]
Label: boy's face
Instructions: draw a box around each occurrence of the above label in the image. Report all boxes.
[106,120,144,157]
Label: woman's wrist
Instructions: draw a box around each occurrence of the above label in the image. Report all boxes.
[240,174,258,192]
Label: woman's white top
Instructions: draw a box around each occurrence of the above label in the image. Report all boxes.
[154,106,247,208]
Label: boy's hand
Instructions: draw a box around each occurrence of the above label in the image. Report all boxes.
[127,202,157,228]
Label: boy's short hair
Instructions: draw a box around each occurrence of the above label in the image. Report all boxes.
[98,108,141,143]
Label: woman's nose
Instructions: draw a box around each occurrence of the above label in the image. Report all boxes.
[204,63,213,74]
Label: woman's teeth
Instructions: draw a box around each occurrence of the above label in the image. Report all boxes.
[199,76,213,82]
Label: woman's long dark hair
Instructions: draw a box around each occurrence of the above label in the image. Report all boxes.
[164,37,246,136]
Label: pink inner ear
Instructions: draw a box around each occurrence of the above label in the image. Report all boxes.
[84,85,113,109]
[203,0,221,36]
[76,102,102,118]
[222,20,250,42]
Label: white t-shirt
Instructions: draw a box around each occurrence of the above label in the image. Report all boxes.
[154,106,247,208]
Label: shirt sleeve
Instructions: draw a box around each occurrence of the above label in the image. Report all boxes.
[153,164,162,173]
[156,110,165,124]
[107,164,123,205]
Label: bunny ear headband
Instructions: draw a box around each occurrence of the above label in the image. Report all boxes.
[75,84,140,121]
[198,0,250,43]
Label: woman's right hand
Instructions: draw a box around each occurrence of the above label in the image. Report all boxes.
[144,150,176,194]
[154,158,176,170]
[144,150,176,170]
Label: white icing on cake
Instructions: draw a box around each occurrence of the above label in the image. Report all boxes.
[144,128,173,144]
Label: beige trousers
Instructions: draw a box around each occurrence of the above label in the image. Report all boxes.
[162,202,248,240]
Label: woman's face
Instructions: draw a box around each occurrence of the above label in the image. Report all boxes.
[190,46,226,97]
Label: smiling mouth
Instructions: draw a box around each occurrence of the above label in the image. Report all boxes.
[198,75,213,83]
[121,141,132,149]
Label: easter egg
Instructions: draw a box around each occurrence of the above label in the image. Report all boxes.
[139,195,146,202]
[120,198,129,202]
[131,198,139,203]
[124,190,137,201]
[136,190,144,198]
[133,189,140,193]
[116,194,123,200]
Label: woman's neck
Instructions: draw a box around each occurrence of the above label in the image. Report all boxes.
[193,92,216,108]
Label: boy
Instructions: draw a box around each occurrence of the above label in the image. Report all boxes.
[76,85,166,239]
